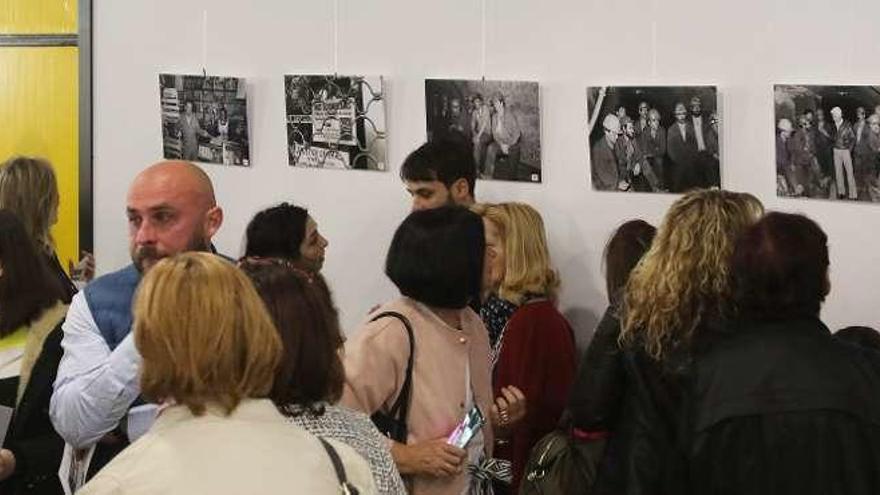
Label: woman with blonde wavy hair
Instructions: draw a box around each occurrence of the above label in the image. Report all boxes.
[0,156,94,301]
[583,189,763,495]
[474,202,577,494]
[621,189,764,357]
[79,253,377,495]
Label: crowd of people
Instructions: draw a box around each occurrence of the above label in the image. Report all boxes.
[592,96,721,193]
[776,105,880,201]
[0,139,879,495]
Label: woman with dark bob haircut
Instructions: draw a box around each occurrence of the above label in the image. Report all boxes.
[239,258,406,494]
[244,202,328,272]
[341,206,497,495]
[688,212,880,495]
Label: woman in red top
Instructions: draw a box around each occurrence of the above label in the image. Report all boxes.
[474,202,577,494]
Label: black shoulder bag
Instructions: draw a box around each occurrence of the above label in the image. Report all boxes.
[318,437,361,495]
[369,311,415,443]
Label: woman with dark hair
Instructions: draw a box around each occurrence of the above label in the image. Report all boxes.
[244,202,328,272]
[341,206,496,495]
[688,212,880,495]
[239,258,406,494]
[567,219,656,491]
[0,210,68,494]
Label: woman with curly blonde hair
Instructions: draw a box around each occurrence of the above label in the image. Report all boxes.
[576,190,763,495]
[620,189,764,357]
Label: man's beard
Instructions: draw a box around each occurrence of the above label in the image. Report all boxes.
[131,233,210,273]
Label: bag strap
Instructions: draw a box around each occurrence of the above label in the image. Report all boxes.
[318,437,360,495]
[370,311,415,429]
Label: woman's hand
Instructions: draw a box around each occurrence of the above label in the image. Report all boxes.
[391,438,466,478]
[0,449,16,481]
[491,385,527,436]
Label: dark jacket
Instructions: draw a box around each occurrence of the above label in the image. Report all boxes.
[639,126,666,159]
[688,317,880,495]
[666,121,698,167]
[591,137,619,191]
[0,324,65,495]
[570,307,692,495]
[831,120,856,150]
[790,128,816,168]
[570,308,625,432]
[776,133,792,172]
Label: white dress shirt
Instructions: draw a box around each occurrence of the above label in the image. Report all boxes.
[693,115,706,151]
[50,291,143,448]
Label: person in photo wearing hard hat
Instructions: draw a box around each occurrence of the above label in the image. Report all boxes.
[591,114,621,190]
[776,118,795,194]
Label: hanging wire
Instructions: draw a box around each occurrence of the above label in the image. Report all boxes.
[201,9,208,77]
[650,0,658,79]
[481,0,487,80]
[333,0,340,78]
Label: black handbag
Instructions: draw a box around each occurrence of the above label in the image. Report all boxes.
[369,311,415,443]
[519,429,607,495]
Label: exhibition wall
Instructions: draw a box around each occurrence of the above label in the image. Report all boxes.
[92,0,880,344]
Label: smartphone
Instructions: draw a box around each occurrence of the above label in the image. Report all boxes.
[447,406,485,449]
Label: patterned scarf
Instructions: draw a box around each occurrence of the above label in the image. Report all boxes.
[468,456,513,494]
[480,295,518,365]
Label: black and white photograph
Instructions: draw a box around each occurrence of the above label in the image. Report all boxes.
[159,74,250,166]
[425,79,542,183]
[285,75,387,171]
[774,85,880,202]
[587,86,720,193]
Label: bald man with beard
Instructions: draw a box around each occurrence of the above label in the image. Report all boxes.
[50,161,224,477]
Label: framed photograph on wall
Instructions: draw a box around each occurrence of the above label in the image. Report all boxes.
[774,85,880,202]
[284,75,387,171]
[425,78,542,183]
[159,74,250,167]
[586,85,720,193]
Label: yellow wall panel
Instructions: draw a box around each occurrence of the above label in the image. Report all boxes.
[0,47,79,271]
[0,0,77,34]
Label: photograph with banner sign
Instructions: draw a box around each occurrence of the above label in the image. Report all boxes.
[284,75,387,171]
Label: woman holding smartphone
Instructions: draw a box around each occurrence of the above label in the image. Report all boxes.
[342,206,503,495]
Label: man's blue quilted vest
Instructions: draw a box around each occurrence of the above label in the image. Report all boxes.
[83,264,142,350]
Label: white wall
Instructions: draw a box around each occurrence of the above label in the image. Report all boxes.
[93,0,880,343]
